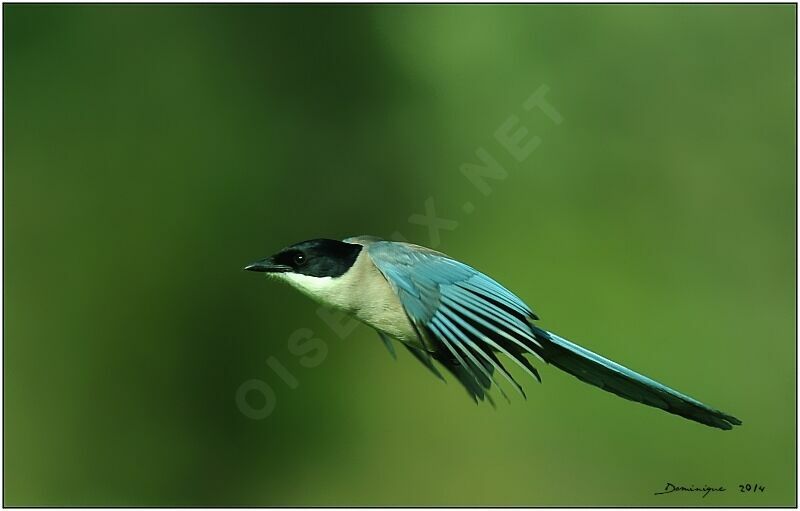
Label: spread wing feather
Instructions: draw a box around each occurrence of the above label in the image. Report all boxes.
[367,241,542,399]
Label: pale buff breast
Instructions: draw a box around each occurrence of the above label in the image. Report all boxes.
[347,249,421,347]
[279,242,424,350]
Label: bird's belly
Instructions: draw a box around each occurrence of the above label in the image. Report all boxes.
[353,302,425,350]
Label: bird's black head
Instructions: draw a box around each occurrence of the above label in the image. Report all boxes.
[244,238,362,278]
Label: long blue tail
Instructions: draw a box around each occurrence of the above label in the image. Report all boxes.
[531,326,741,430]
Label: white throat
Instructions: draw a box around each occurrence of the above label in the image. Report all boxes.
[276,272,350,310]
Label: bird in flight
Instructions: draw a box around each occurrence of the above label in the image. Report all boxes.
[245,236,741,430]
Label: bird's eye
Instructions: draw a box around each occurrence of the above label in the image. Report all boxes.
[293,253,306,266]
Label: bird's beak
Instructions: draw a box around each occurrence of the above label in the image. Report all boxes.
[243,257,292,273]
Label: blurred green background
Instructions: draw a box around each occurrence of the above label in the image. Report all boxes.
[4,4,796,507]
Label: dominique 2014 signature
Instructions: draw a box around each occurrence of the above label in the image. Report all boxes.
[654,482,766,498]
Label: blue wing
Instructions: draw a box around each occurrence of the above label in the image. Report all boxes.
[367,241,544,400]
[365,240,741,429]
